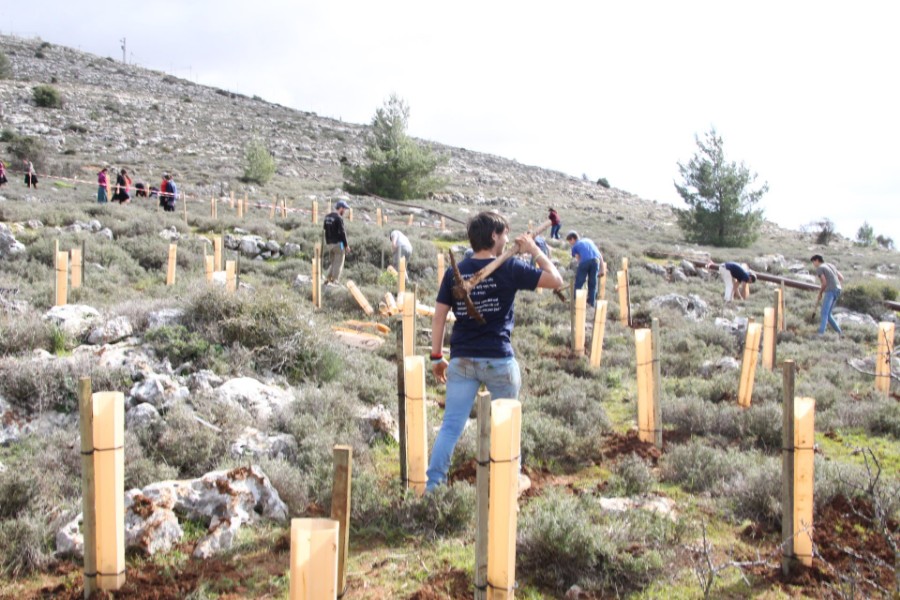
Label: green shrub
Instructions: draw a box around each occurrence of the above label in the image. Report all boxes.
[394,484,475,537]
[0,468,37,519]
[0,514,52,578]
[727,456,781,527]
[7,135,49,172]
[124,431,179,490]
[144,325,216,369]
[0,128,17,142]
[660,441,742,493]
[840,283,897,318]
[140,403,230,478]
[608,453,656,496]
[242,139,276,185]
[0,311,54,356]
[32,84,63,108]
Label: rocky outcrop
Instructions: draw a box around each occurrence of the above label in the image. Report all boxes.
[213,377,294,425]
[649,293,708,321]
[43,304,101,338]
[87,316,134,345]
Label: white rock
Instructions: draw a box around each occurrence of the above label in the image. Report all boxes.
[649,293,708,321]
[43,304,101,338]
[97,227,114,240]
[213,377,293,425]
[357,404,399,443]
[128,374,189,410]
[126,403,161,430]
[230,426,297,460]
[146,308,184,330]
[597,495,678,521]
[87,316,134,345]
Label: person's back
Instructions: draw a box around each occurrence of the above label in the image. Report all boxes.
[816,262,842,291]
[323,201,350,283]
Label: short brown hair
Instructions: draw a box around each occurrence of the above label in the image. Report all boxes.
[468,212,509,252]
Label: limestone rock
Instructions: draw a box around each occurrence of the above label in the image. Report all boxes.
[699,356,741,377]
[87,315,134,345]
[833,309,878,328]
[649,293,708,321]
[126,403,161,430]
[43,304,101,338]
[230,426,297,460]
[146,308,184,330]
[128,374,189,410]
[357,403,399,443]
[213,377,293,425]
[597,494,678,521]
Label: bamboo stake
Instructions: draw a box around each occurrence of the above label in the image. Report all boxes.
[92,391,125,590]
[589,300,608,369]
[398,256,407,296]
[210,197,216,219]
[573,289,586,354]
[487,400,522,600]
[651,317,662,449]
[762,307,776,370]
[345,280,374,315]
[616,270,628,326]
[289,519,339,599]
[330,446,352,597]
[794,397,815,567]
[402,288,416,358]
[774,288,783,333]
[436,252,445,289]
[404,356,428,496]
[55,250,68,307]
[738,323,762,408]
[781,361,796,576]
[314,244,322,309]
[474,391,491,600]
[622,258,631,327]
[166,244,177,286]
[635,329,655,444]
[875,322,894,396]
[70,247,82,289]
[78,378,97,599]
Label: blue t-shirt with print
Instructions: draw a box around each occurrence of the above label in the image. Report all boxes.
[723,262,751,282]
[437,256,542,358]
[571,239,601,262]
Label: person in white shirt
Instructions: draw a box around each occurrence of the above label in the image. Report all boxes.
[389,229,412,270]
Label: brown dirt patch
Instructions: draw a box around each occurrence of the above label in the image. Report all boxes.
[601,431,661,464]
[406,568,470,600]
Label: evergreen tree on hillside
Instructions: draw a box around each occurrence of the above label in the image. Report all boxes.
[343,94,445,200]
[674,128,768,247]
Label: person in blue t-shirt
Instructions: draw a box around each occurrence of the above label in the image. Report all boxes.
[427,212,564,492]
[709,261,757,302]
[565,231,603,307]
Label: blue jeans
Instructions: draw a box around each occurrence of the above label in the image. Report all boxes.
[97,186,108,204]
[819,289,842,335]
[426,357,521,491]
[575,259,600,307]
[550,224,561,239]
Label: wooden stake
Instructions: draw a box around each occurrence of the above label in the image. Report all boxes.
[396,326,407,486]
[589,300,608,369]
[763,307,777,370]
[243,193,249,218]
[617,270,628,326]
[407,214,414,226]
[204,255,214,283]
[635,329,655,444]
[376,207,383,227]
[794,397,815,567]
[436,252,445,289]
[774,288,784,333]
[70,247,82,289]
[92,391,125,590]
[599,259,607,300]
[398,256,407,296]
[289,519,338,599]
[345,280,374,315]
[281,196,287,218]
[622,258,631,327]
[312,199,318,224]
[166,244,177,286]
[78,378,98,599]
[314,244,322,309]
[781,361,796,576]
[404,356,428,496]
[474,391,491,600]
[440,216,446,231]
[213,236,223,272]
[210,197,216,219]
[738,323,762,408]
[402,288,416,358]
[487,400,521,600]
[55,250,68,307]
[651,317,662,449]
[225,260,236,293]
[330,446,352,597]
[270,196,276,219]
[875,322,894,396]
[573,289,586,354]
[348,207,353,222]
[230,191,235,209]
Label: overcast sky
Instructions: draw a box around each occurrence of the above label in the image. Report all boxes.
[4,1,899,244]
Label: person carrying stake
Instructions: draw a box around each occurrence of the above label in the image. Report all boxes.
[426,211,563,492]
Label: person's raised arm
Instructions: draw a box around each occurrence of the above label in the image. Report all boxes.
[516,233,563,289]
[430,302,451,383]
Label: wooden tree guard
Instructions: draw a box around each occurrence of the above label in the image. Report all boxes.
[407,214,414,226]
[623,258,631,327]
[779,284,786,331]
[204,255,214,283]
[383,292,399,315]
[487,400,522,600]
[402,289,416,358]
[289,518,339,599]
[436,252,445,289]
[616,270,628,326]
[398,256,407,295]
[210,197,217,219]
[55,250,68,307]
[311,199,318,224]
[396,327,407,486]
[573,289,586,354]
[794,397,816,568]
[92,391,125,590]
[330,446,352,597]
[774,288,784,332]
[230,191,235,209]
[213,236,223,272]
[281,196,288,218]
[440,216,446,230]
[70,247,83,289]
[243,193,249,217]
[781,361,796,576]
[635,329,656,444]
[589,300,609,368]
[404,356,428,496]
[599,259,607,300]
[651,318,663,449]
[376,207,383,227]
[875,322,894,395]
[225,260,236,293]
[165,244,177,286]
[270,196,277,219]
[314,244,322,309]
[474,391,491,600]
[348,207,353,222]
[345,280,374,315]
[738,323,762,408]
[78,378,98,599]
[762,307,776,370]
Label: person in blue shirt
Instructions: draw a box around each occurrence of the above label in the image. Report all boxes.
[565,231,603,307]
[427,212,563,492]
[710,261,757,302]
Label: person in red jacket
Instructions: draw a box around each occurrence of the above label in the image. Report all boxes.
[548,207,561,239]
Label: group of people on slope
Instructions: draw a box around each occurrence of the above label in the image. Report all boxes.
[95,168,177,211]
[0,159,38,188]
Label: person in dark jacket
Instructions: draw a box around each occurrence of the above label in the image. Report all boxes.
[548,207,561,239]
[113,168,132,203]
[710,261,756,302]
[160,173,177,212]
[323,200,351,283]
